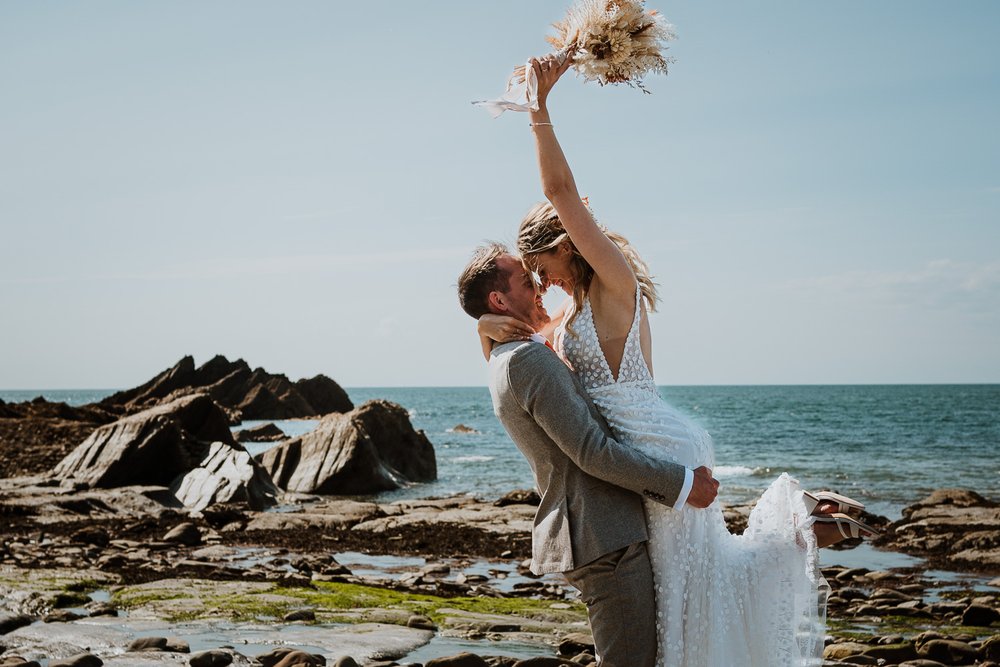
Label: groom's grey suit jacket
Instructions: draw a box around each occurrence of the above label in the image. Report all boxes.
[488,340,688,574]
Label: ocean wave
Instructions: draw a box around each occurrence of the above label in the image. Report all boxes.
[714,465,761,477]
[451,455,496,463]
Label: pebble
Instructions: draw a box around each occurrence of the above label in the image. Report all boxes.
[163,522,203,546]
[283,610,316,622]
[424,654,489,667]
[189,650,234,667]
[917,638,981,664]
[48,654,103,667]
[406,614,437,630]
[0,657,42,667]
[963,603,1000,626]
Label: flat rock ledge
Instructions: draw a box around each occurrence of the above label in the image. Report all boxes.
[2,483,1000,666]
[877,489,1000,574]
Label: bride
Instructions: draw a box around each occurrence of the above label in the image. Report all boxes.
[479,53,878,667]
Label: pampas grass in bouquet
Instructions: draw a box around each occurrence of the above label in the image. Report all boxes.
[549,0,676,92]
[474,0,676,116]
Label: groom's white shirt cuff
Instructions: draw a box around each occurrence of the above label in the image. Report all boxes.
[674,468,694,509]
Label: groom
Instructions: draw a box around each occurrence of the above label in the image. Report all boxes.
[457,243,719,667]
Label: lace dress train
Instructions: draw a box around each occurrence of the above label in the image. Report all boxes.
[557,287,829,667]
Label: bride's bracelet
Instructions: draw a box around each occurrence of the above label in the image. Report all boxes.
[530,122,554,128]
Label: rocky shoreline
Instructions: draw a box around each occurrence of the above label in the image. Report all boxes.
[1,358,997,665]
[2,479,998,666]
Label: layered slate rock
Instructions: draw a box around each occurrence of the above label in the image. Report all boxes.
[51,393,277,510]
[52,394,233,488]
[233,422,287,443]
[881,488,1000,573]
[256,400,436,495]
[172,441,279,512]
[98,355,353,420]
[0,356,350,477]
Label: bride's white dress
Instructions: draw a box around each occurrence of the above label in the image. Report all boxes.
[555,286,829,667]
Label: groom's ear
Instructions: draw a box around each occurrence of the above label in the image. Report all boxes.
[486,290,507,314]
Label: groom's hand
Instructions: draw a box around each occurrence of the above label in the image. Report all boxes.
[685,466,719,508]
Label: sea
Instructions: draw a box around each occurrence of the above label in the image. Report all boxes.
[2,385,998,521]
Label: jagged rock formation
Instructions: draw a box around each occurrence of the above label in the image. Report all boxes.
[0,356,354,478]
[256,400,436,495]
[99,355,353,421]
[51,393,278,510]
[233,422,287,443]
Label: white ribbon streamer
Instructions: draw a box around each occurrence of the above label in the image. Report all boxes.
[472,50,571,118]
[472,60,539,118]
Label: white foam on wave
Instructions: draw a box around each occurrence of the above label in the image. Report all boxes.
[713,465,757,477]
[452,455,496,463]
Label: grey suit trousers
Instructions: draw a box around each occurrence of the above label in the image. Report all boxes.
[564,541,658,667]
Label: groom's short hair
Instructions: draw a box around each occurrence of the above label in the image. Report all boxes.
[458,242,513,319]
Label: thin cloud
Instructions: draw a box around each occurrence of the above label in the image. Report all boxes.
[2,246,470,285]
[783,259,1000,312]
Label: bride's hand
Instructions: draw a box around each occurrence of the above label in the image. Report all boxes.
[530,52,573,106]
[479,314,535,343]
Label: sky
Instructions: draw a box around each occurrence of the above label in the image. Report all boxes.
[1,1,998,389]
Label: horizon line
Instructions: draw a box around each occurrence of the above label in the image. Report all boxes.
[2,381,999,393]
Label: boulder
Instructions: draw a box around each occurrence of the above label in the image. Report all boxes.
[294,375,353,414]
[48,654,103,667]
[256,649,325,667]
[425,654,489,667]
[283,610,316,622]
[233,422,287,443]
[52,393,234,488]
[963,603,1000,626]
[257,400,435,495]
[51,393,278,511]
[128,637,170,651]
[864,643,918,663]
[171,440,279,511]
[979,635,1000,662]
[495,489,541,507]
[163,522,203,546]
[823,642,870,660]
[189,651,234,667]
[558,633,595,656]
[0,657,41,667]
[917,639,980,665]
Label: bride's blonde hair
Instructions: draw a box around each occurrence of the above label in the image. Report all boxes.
[517,201,659,331]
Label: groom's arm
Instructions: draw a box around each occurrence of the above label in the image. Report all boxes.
[507,344,690,507]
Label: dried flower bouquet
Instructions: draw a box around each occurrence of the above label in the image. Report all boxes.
[548,0,676,91]
[474,0,676,116]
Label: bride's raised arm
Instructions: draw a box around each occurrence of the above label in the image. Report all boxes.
[527,54,638,300]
